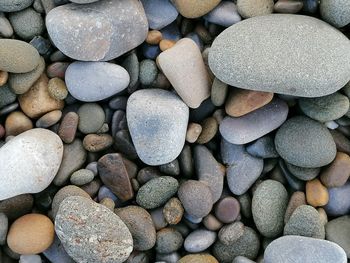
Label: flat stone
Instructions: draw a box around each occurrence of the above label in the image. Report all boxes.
[83,133,113,152]
[275,116,337,168]
[320,0,350,28]
[0,129,63,200]
[141,0,178,30]
[65,62,129,102]
[264,236,347,263]
[326,215,350,258]
[157,38,210,108]
[77,103,105,134]
[285,162,320,181]
[220,98,288,145]
[55,196,133,263]
[320,152,350,188]
[0,0,33,12]
[246,135,279,159]
[0,13,13,37]
[184,229,216,253]
[274,0,304,13]
[204,1,241,27]
[127,89,188,165]
[236,0,274,18]
[171,0,221,18]
[209,14,350,97]
[46,0,148,61]
[324,182,350,216]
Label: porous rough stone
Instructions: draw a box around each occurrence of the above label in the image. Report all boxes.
[320,0,350,28]
[320,152,350,188]
[155,227,183,254]
[65,62,130,102]
[237,0,274,18]
[0,129,63,200]
[46,0,148,61]
[171,0,221,18]
[127,89,189,165]
[55,196,133,263]
[209,14,350,97]
[275,116,337,168]
[264,236,347,263]
[285,162,320,181]
[326,215,350,258]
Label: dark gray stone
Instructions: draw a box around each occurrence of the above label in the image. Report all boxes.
[0,0,33,12]
[0,84,16,108]
[155,228,183,254]
[246,135,279,159]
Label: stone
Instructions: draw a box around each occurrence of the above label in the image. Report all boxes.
[7,214,54,254]
[48,77,68,100]
[186,123,202,143]
[203,214,223,231]
[55,196,133,263]
[150,207,168,231]
[246,136,279,159]
[178,254,218,263]
[58,112,79,144]
[139,59,158,86]
[19,255,42,263]
[233,257,255,263]
[306,179,329,207]
[0,129,63,200]
[0,70,8,86]
[0,0,33,12]
[284,205,325,239]
[146,30,163,44]
[299,93,349,122]
[159,39,176,51]
[324,182,350,216]
[127,89,188,165]
[155,228,183,254]
[331,129,350,155]
[157,38,210,108]
[19,74,64,118]
[320,152,350,188]
[178,180,213,218]
[326,216,350,258]
[218,221,245,245]
[46,0,148,61]
[65,62,129,102]
[215,197,240,223]
[320,0,350,28]
[98,153,134,202]
[221,139,264,195]
[163,197,184,225]
[184,229,216,253]
[0,13,13,38]
[171,0,221,18]
[274,0,304,13]
[8,8,44,40]
[43,234,74,263]
[211,77,227,107]
[47,62,69,79]
[284,191,306,224]
[209,14,350,97]
[226,89,273,117]
[0,213,8,245]
[0,84,16,109]
[204,1,241,27]
[285,162,320,181]
[159,160,180,176]
[122,51,139,92]
[252,180,288,238]
[197,117,218,144]
[275,116,336,168]
[78,103,105,134]
[237,0,273,18]
[70,169,94,186]
[115,206,156,251]
[5,111,33,136]
[113,130,138,160]
[220,98,288,144]
[9,56,45,95]
[36,110,62,128]
[136,176,179,209]
[0,194,33,221]
[83,133,113,152]
[0,39,40,73]
[264,236,347,263]
[141,0,178,30]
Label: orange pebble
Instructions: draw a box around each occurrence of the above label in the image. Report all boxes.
[306,179,329,207]
[146,30,163,45]
[159,39,176,51]
[0,71,8,86]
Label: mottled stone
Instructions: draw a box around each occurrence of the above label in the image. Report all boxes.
[83,134,113,152]
[9,8,44,40]
[178,254,218,263]
[48,77,68,100]
[163,197,184,225]
[320,152,350,188]
[155,228,183,254]
[237,0,274,18]
[171,0,221,18]
[326,216,350,258]
[320,0,350,28]
[218,221,245,245]
[58,112,79,144]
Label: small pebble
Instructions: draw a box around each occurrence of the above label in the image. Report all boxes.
[48,77,68,100]
[214,197,240,224]
[77,103,105,134]
[184,229,216,253]
[36,110,62,128]
[306,179,329,207]
[163,197,184,225]
[146,30,163,45]
[155,228,183,254]
[218,221,245,245]
[5,111,33,136]
[70,169,95,186]
[186,122,202,143]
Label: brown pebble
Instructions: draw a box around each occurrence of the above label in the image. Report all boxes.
[7,214,54,254]
[46,62,70,79]
[163,197,184,225]
[178,254,219,263]
[0,71,8,86]
[146,30,163,45]
[131,178,140,192]
[99,197,115,211]
[159,39,176,51]
[274,0,303,13]
[320,152,350,188]
[186,122,202,143]
[36,110,62,128]
[137,167,162,185]
[197,117,218,144]
[225,88,274,117]
[214,196,240,223]
[48,77,68,100]
[83,133,113,152]
[194,23,212,44]
[284,191,306,224]
[5,111,33,136]
[306,179,329,207]
[58,112,79,144]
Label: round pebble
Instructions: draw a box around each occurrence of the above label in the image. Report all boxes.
[78,103,105,134]
[139,59,158,86]
[9,8,44,40]
[214,197,240,224]
[320,152,350,188]
[237,0,274,18]
[163,197,184,225]
[184,229,216,253]
[155,228,183,254]
[70,169,94,186]
[218,221,245,245]
[306,179,329,207]
[5,111,33,136]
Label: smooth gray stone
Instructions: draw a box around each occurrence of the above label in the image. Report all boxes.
[324,182,350,216]
[209,14,350,97]
[204,1,241,27]
[246,136,279,159]
[127,89,188,165]
[46,0,148,61]
[326,215,350,258]
[0,13,13,37]
[264,236,347,263]
[275,116,337,168]
[220,98,288,145]
[140,0,178,30]
[65,62,129,102]
[0,0,33,12]
[285,162,320,181]
[184,229,216,253]
[320,0,350,28]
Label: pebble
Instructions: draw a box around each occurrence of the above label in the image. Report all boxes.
[284,205,325,239]
[252,180,288,238]
[264,236,347,263]
[19,255,42,263]
[237,0,274,18]
[155,228,183,254]
[19,74,64,118]
[324,182,350,216]
[299,93,349,122]
[0,194,33,221]
[246,136,279,159]
[139,59,158,86]
[137,167,161,184]
[275,116,336,168]
[220,99,288,144]
[58,112,79,143]
[83,133,113,152]
[331,129,350,155]
[113,129,138,160]
[150,207,168,231]
[0,213,8,245]
[136,176,179,209]
[284,191,306,224]
[36,110,62,128]
[127,89,188,165]
[215,197,240,224]
[48,77,68,100]
[184,229,216,253]
[0,0,33,12]
[0,70,8,86]
[159,160,180,176]
[5,111,33,136]
[203,214,223,231]
[0,129,63,200]
[146,30,163,44]
[55,196,133,263]
[320,152,350,188]
[46,0,148,61]
[43,234,75,263]
[204,1,241,27]
[7,214,54,254]
[115,206,156,251]
[98,153,135,202]
[65,62,129,102]
[210,77,227,107]
[178,254,218,263]
[186,123,202,143]
[0,84,16,109]
[233,257,255,263]
[0,13,13,37]
[157,38,210,108]
[9,56,45,95]
[221,139,264,195]
[77,103,105,134]
[218,221,245,245]
[46,62,69,79]
[70,169,94,186]
[172,0,221,18]
[285,162,320,181]
[141,0,178,30]
[320,0,350,28]
[226,89,274,118]
[209,14,350,97]
[274,0,304,13]
[0,39,40,73]
[163,197,184,225]
[9,8,44,40]
[326,215,350,258]
[122,51,139,92]
[306,179,329,207]
[197,117,218,144]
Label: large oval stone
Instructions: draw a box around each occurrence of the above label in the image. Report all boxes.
[209,14,350,97]
[0,128,63,200]
[127,89,189,165]
[46,0,148,61]
[65,62,130,102]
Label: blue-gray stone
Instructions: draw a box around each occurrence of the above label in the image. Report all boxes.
[184,229,216,253]
[320,0,350,28]
[0,84,16,108]
[204,1,241,27]
[141,0,178,30]
[246,136,279,159]
[160,22,181,41]
[0,0,33,12]
[324,182,350,216]
[326,215,350,258]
